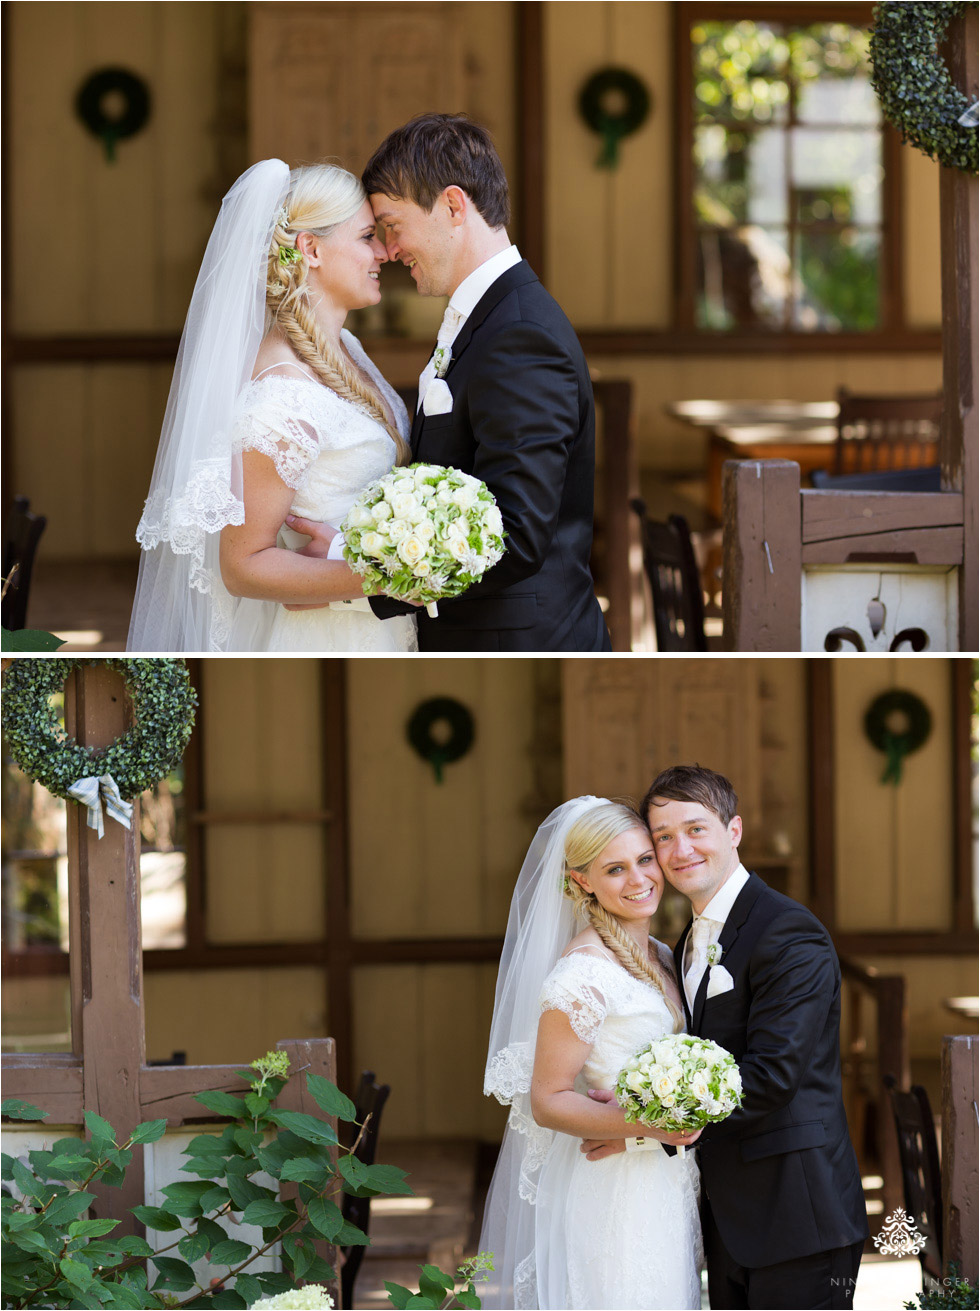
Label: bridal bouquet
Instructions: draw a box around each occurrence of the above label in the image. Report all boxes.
[615,1034,743,1152]
[342,464,506,617]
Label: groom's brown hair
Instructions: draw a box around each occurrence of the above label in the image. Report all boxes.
[363,113,510,228]
[643,765,739,827]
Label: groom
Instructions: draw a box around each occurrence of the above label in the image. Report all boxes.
[587,764,867,1310]
[296,113,610,651]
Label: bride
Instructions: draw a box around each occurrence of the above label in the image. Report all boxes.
[480,797,703,1310]
[128,158,417,652]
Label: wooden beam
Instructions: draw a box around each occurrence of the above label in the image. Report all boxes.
[595,380,638,652]
[722,459,802,650]
[322,663,353,1099]
[1,1055,83,1124]
[942,1036,979,1282]
[938,4,979,650]
[516,2,545,279]
[64,665,145,1235]
[275,1038,340,1309]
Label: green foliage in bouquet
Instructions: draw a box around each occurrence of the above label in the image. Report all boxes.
[385,1253,493,1310]
[1,1051,413,1309]
[905,1265,980,1310]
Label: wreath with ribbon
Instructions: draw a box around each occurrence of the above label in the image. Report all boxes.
[863,689,932,784]
[870,2,979,176]
[406,697,475,783]
[1,659,197,815]
[75,68,151,163]
[578,67,652,169]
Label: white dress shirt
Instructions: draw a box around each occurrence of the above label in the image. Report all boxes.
[683,863,749,1008]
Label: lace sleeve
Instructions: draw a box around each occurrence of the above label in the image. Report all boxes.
[539,954,609,1045]
[232,387,321,490]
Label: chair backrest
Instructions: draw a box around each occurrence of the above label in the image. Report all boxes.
[884,1076,943,1283]
[811,466,942,492]
[835,388,943,475]
[630,500,707,651]
[341,1069,391,1308]
[2,496,47,630]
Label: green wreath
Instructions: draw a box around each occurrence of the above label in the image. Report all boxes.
[870,2,979,176]
[863,689,932,784]
[407,697,475,784]
[1,659,197,801]
[75,68,151,163]
[578,67,652,169]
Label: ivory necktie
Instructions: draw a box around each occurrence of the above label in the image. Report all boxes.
[417,305,464,410]
[684,917,713,1011]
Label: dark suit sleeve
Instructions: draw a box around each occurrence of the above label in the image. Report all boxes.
[452,321,582,595]
[367,594,415,621]
[708,910,838,1137]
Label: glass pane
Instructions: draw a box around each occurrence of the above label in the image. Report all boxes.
[695,127,787,227]
[791,128,883,225]
[697,227,789,329]
[2,748,189,954]
[792,24,879,125]
[692,20,790,124]
[793,228,881,331]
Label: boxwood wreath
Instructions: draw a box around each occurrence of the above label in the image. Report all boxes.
[863,688,932,784]
[1,659,197,801]
[870,1,979,175]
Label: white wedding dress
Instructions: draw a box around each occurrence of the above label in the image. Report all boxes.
[513,944,703,1310]
[227,328,417,652]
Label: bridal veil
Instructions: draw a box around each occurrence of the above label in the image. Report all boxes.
[479,796,606,1310]
[128,159,290,651]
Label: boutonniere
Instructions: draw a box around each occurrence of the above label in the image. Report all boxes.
[433,344,452,378]
[706,942,723,967]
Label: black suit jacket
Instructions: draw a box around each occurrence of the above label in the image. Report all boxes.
[370,261,611,651]
[675,873,868,1268]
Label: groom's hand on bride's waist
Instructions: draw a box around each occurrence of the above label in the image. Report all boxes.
[285,514,340,558]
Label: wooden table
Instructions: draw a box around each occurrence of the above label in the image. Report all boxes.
[666,400,839,522]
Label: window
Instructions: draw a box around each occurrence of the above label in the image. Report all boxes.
[677,4,897,336]
[1,742,189,959]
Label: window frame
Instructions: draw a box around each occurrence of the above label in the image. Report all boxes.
[673,1,908,345]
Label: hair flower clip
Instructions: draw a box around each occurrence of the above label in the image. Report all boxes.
[278,244,303,266]
[275,205,292,230]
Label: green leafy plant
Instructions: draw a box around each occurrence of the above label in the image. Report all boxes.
[1,1051,413,1308]
[385,1253,493,1310]
[905,1265,980,1310]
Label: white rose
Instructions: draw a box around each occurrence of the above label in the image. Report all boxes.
[451,485,478,511]
[347,504,373,529]
[690,1071,710,1099]
[386,518,410,543]
[372,500,393,522]
[448,536,470,563]
[447,517,469,540]
[416,520,436,541]
[397,534,427,567]
[654,1075,675,1098]
[436,489,454,506]
[359,531,385,558]
[483,506,504,536]
[413,558,431,578]
[392,493,421,519]
[625,1070,647,1095]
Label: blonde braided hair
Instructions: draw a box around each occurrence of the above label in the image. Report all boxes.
[266,164,410,466]
[563,802,684,1033]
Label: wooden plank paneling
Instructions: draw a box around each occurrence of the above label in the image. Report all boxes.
[833,661,952,933]
[801,491,963,541]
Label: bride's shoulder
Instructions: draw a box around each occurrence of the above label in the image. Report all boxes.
[249,333,317,385]
[560,928,617,967]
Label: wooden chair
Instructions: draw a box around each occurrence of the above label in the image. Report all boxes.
[341,1069,391,1309]
[2,496,47,630]
[811,466,941,492]
[630,499,707,651]
[835,388,943,475]
[883,1075,943,1286]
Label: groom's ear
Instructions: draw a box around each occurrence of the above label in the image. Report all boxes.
[444,186,468,226]
[728,815,743,847]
